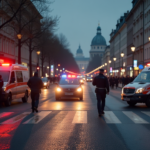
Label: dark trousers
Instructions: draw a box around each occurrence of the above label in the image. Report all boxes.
[31,92,39,109]
[96,94,105,114]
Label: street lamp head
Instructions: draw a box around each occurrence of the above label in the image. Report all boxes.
[105,63,107,66]
[109,60,111,63]
[149,37,150,41]
[36,51,41,55]
[120,52,124,57]
[17,34,22,40]
[56,68,58,71]
[113,57,117,61]
[131,45,136,52]
[47,66,49,69]
[58,64,60,67]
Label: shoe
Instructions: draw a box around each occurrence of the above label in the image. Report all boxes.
[34,107,38,113]
[99,113,102,117]
[101,111,105,114]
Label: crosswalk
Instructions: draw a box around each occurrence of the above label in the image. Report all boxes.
[1,111,150,125]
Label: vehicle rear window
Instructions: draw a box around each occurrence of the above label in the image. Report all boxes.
[59,78,79,85]
[0,71,10,82]
[41,77,48,82]
[134,72,150,83]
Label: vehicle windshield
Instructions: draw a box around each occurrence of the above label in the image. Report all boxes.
[41,77,48,82]
[134,72,150,83]
[59,78,79,85]
[0,71,10,82]
[87,77,92,79]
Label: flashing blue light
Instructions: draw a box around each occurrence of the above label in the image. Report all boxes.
[62,75,67,78]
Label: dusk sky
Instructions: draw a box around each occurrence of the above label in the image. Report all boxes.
[51,0,132,57]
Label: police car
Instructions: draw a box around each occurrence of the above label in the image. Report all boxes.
[0,63,30,106]
[55,75,83,100]
[121,66,150,107]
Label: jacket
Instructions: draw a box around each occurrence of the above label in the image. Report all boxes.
[92,74,109,94]
[27,76,43,93]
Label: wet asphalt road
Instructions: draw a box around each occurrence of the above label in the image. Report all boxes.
[0,82,150,150]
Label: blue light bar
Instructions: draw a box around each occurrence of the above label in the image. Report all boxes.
[62,75,67,78]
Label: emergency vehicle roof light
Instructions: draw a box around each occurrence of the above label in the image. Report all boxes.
[62,75,67,78]
[2,63,10,67]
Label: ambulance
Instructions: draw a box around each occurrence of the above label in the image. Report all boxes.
[0,63,30,106]
[121,66,150,107]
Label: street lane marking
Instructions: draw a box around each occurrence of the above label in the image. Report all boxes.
[0,112,30,124]
[122,111,149,124]
[142,111,150,117]
[61,111,76,124]
[72,111,87,124]
[103,111,121,124]
[23,111,51,124]
[0,112,14,118]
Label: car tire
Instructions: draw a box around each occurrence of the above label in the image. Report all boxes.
[80,96,83,101]
[56,96,60,100]
[146,96,150,107]
[22,91,28,103]
[5,93,12,106]
[127,101,136,107]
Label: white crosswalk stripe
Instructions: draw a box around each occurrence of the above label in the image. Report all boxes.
[23,111,52,124]
[122,111,149,124]
[103,111,121,124]
[0,112,30,124]
[72,111,87,124]
[142,111,150,117]
[1,111,150,125]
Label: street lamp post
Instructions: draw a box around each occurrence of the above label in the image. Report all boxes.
[113,57,117,76]
[131,45,136,77]
[17,34,22,64]
[36,51,41,72]
[120,52,124,76]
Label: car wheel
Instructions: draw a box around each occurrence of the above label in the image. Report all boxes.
[5,93,12,106]
[146,96,150,107]
[127,101,136,107]
[22,91,28,103]
[56,96,60,100]
[80,96,83,101]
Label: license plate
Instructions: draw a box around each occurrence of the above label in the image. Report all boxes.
[124,98,130,101]
[65,93,73,95]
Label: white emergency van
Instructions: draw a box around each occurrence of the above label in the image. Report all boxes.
[0,63,30,106]
[121,66,150,107]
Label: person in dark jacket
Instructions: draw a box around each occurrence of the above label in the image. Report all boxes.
[115,76,119,89]
[92,69,109,117]
[27,72,43,113]
[0,75,4,97]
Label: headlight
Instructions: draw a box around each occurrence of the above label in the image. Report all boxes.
[44,82,47,85]
[122,88,124,94]
[135,88,145,94]
[77,87,82,92]
[3,87,6,91]
[80,80,83,83]
[57,87,62,92]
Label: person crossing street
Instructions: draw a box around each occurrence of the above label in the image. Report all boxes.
[27,72,43,113]
[92,69,109,117]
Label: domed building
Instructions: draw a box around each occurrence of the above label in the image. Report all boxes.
[90,25,107,62]
[75,45,90,73]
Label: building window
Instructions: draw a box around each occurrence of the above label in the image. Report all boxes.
[97,46,99,49]
[101,47,102,49]
[94,47,95,49]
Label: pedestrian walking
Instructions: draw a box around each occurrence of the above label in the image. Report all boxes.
[92,69,109,117]
[0,75,4,98]
[27,72,43,113]
[115,76,119,89]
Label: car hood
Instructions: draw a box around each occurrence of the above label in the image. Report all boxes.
[124,82,150,89]
[59,85,80,89]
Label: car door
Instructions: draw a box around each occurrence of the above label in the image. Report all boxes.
[9,71,17,100]
[16,71,24,99]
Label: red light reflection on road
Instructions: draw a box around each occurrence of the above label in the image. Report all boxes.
[0,112,13,118]
[0,120,24,149]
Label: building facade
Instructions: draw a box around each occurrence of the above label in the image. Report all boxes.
[75,45,89,73]
[89,25,107,64]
